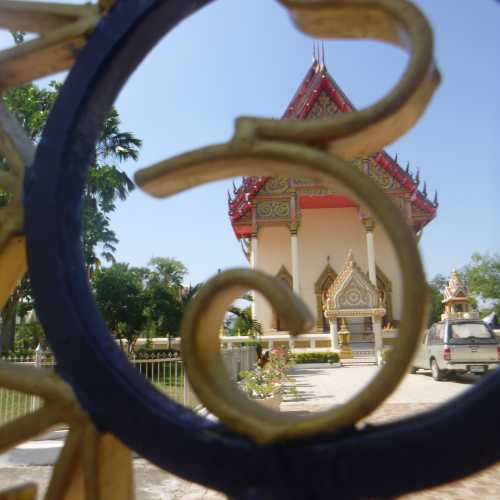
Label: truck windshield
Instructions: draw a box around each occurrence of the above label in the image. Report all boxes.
[449,323,492,340]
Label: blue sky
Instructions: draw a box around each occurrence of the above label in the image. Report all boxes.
[2,0,500,284]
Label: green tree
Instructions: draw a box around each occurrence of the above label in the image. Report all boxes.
[143,258,191,347]
[84,107,140,274]
[466,252,500,316]
[148,257,187,289]
[92,258,196,354]
[226,293,263,336]
[93,263,148,354]
[428,274,447,326]
[1,60,141,351]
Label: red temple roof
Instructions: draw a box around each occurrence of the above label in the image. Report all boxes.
[228,59,437,235]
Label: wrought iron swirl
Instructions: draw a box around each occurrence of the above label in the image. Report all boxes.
[0,0,497,498]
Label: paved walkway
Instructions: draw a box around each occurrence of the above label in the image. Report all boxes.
[0,365,498,498]
[281,364,500,500]
[281,364,478,412]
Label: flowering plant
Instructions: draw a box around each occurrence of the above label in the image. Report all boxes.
[239,347,296,399]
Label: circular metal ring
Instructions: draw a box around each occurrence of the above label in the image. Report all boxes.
[24,0,500,497]
[137,140,428,443]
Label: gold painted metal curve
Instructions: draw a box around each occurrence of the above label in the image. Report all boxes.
[233,0,440,159]
[182,268,314,443]
[136,141,429,443]
[0,360,133,499]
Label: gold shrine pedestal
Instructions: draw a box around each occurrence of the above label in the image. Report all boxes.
[338,319,353,359]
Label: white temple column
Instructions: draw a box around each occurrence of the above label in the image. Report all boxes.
[363,218,377,286]
[373,316,383,365]
[329,319,339,351]
[250,231,258,320]
[290,225,300,295]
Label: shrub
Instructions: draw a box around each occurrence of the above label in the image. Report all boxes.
[239,347,296,399]
[14,323,45,352]
[291,352,340,364]
[238,368,275,399]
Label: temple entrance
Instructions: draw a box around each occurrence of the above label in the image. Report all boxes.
[324,251,386,364]
[315,262,337,332]
[376,266,393,328]
[346,317,374,343]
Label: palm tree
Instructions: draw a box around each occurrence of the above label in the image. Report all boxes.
[1,78,142,349]
[83,109,142,275]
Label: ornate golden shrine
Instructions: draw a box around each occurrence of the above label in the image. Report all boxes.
[324,251,386,361]
[441,270,479,320]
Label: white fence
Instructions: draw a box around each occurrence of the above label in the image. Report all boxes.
[130,354,200,409]
[0,351,53,425]
[0,346,257,424]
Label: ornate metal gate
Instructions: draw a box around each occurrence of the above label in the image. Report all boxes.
[0,1,498,498]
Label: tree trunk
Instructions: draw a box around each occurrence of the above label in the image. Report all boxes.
[0,293,18,353]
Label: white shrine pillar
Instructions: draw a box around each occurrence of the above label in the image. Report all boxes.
[329,318,339,351]
[372,315,383,366]
[290,224,300,295]
[250,229,258,320]
[363,218,377,286]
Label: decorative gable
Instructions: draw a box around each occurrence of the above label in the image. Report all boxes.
[228,59,437,238]
[305,90,339,119]
[326,251,381,310]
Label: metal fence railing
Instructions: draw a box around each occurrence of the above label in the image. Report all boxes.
[0,346,257,424]
[0,350,54,425]
[130,354,200,409]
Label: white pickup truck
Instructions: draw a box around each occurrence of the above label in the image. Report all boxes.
[411,320,500,381]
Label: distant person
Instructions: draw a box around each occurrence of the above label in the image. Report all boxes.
[483,312,499,329]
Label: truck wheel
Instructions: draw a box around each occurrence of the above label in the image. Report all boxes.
[431,359,444,381]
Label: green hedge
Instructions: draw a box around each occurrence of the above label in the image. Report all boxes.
[291,352,340,364]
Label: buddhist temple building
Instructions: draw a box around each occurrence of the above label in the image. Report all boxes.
[227,54,438,355]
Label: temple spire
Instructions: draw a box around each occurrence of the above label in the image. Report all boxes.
[321,41,326,71]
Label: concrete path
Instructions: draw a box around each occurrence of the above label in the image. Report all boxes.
[280,364,500,500]
[281,364,480,413]
[0,430,65,468]
[0,365,497,499]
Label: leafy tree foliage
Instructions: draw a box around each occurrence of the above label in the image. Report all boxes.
[93,258,198,354]
[93,264,148,354]
[226,293,263,336]
[0,33,141,351]
[143,258,190,347]
[147,257,187,288]
[428,274,447,326]
[466,252,500,316]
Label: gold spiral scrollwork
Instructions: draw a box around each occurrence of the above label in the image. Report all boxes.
[0,3,136,497]
[136,142,429,442]
[235,0,440,159]
[135,0,438,442]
